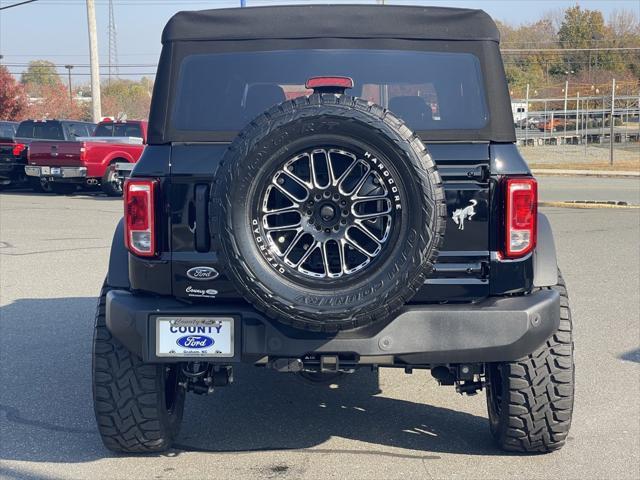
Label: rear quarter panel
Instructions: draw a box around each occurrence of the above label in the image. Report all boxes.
[84,142,145,177]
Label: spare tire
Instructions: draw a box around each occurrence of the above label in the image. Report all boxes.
[212,94,446,332]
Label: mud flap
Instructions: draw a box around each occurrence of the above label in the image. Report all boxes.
[533,212,558,287]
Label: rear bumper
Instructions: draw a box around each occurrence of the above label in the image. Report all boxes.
[105,288,560,365]
[25,165,87,179]
[0,160,24,180]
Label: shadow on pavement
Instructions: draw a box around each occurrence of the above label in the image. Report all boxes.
[619,348,640,363]
[0,297,502,465]
[0,189,120,201]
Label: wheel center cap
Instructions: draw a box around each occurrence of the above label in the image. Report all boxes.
[320,204,336,221]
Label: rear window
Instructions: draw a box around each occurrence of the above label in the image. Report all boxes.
[16,121,64,140]
[171,49,489,133]
[94,122,143,138]
[66,123,93,138]
[0,122,17,139]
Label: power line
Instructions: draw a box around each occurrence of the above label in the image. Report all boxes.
[0,0,39,10]
[5,71,156,75]
[4,45,639,66]
[4,61,156,66]
[502,47,640,53]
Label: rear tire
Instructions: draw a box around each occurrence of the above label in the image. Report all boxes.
[92,284,185,453]
[485,271,574,453]
[101,163,124,197]
[30,178,53,193]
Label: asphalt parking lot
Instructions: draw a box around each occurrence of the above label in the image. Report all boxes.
[0,178,639,479]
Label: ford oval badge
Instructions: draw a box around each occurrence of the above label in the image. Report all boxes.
[176,335,214,349]
[186,266,219,281]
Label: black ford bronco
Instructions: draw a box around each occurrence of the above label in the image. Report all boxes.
[93,5,574,454]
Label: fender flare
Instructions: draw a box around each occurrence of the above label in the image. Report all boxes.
[533,212,558,287]
[102,152,134,169]
[106,218,130,289]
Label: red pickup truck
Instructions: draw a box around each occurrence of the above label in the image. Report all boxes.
[25,119,147,196]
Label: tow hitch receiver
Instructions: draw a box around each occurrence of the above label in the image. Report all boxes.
[431,364,485,395]
[320,355,339,373]
[267,355,349,373]
[178,362,233,394]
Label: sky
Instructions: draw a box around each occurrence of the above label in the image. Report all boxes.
[1,0,638,85]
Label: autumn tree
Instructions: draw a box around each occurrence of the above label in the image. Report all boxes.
[21,60,62,97]
[607,9,640,77]
[558,6,610,75]
[497,6,639,97]
[498,16,563,93]
[0,66,29,120]
[101,78,152,120]
[25,83,84,120]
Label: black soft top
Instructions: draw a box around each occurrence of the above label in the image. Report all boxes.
[162,5,500,43]
[149,5,515,144]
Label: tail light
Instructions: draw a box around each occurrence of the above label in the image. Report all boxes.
[124,179,157,257]
[503,177,537,258]
[79,143,86,162]
[12,143,26,156]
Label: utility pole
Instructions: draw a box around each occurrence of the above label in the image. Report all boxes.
[524,83,529,145]
[563,79,568,134]
[64,65,74,103]
[86,0,102,122]
[376,0,385,4]
[240,0,246,6]
[575,91,579,138]
[609,78,615,166]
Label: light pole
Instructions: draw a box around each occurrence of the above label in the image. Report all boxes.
[64,65,74,103]
[563,70,574,134]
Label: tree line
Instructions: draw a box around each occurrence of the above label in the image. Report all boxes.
[499,5,639,99]
[0,60,152,122]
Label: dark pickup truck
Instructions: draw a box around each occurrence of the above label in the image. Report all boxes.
[93,5,574,455]
[0,121,19,188]
[6,119,95,192]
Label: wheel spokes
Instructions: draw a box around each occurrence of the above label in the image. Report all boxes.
[338,160,371,196]
[272,170,310,203]
[346,225,382,257]
[310,150,331,189]
[327,149,358,186]
[258,146,399,280]
[352,198,392,219]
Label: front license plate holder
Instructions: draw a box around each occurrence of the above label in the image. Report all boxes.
[155,317,234,358]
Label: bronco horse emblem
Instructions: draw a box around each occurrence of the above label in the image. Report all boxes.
[452,199,477,230]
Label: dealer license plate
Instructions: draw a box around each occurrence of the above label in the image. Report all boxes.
[156,317,234,358]
[51,167,61,175]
